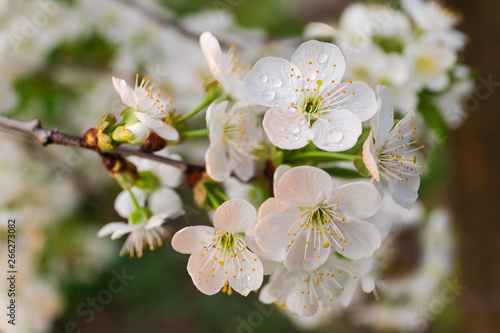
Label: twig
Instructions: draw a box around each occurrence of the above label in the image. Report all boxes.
[0,116,205,173]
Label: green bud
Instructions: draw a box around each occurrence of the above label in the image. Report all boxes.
[135,171,161,194]
[97,113,117,133]
[128,207,152,225]
[193,175,229,210]
[102,155,139,189]
[97,132,115,152]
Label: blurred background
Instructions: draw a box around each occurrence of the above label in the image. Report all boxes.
[0,0,499,332]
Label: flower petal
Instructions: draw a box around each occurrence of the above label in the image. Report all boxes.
[262,106,313,150]
[284,232,330,271]
[114,188,147,219]
[111,224,140,239]
[172,226,215,254]
[199,31,224,84]
[291,40,346,89]
[332,219,381,260]
[245,57,297,107]
[213,199,257,234]
[257,197,281,221]
[372,85,394,146]
[255,205,300,253]
[206,100,227,143]
[227,250,264,296]
[311,110,362,152]
[273,164,291,196]
[331,182,381,219]
[329,81,377,122]
[135,112,178,140]
[362,131,380,181]
[187,248,226,295]
[387,172,419,209]
[144,213,168,229]
[276,166,333,206]
[148,187,185,218]
[97,222,129,238]
[205,142,230,182]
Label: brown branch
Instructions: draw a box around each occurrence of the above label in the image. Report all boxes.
[0,116,205,173]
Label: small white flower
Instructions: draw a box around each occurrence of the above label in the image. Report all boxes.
[128,148,185,188]
[205,100,263,182]
[171,199,264,296]
[259,255,360,316]
[402,0,466,50]
[404,34,457,92]
[255,166,381,271]
[98,187,184,257]
[124,122,150,144]
[245,40,377,152]
[363,86,424,209]
[200,31,247,101]
[112,75,179,141]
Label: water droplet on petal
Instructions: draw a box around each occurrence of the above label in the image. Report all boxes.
[259,74,268,83]
[307,70,317,81]
[299,118,306,125]
[326,129,344,143]
[272,79,282,87]
[318,52,328,64]
[288,123,300,134]
[278,124,285,132]
[245,275,251,282]
[262,90,275,101]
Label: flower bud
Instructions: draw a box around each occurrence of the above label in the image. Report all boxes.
[193,174,228,210]
[102,154,139,189]
[141,132,167,153]
[126,122,150,144]
[135,171,161,194]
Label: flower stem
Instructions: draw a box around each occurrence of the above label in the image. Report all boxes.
[181,129,208,138]
[128,189,141,210]
[285,151,361,162]
[176,89,220,124]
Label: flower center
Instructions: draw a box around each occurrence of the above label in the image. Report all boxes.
[215,230,246,265]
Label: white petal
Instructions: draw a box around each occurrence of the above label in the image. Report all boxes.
[303,22,336,39]
[291,40,346,89]
[387,172,420,209]
[97,222,129,237]
[330,81,377,122]
[119,79,136,108]
[361,274,376,293]
[276,166,333,206]
[206,100,226,143]
[152,123,179,141]
[231,153,255,182]
[187,248,226,295]
[311,110,362,152]
[112,76,122,94]
[199,31,224,84]
[257,197,281,221]
[372,85,394,146]
[244,57,297,107]
[284,232,330,271]
[331,183,381,219]
[255,205,300,253]
[273,164,291,196]
[145,214,168,229]
[205,142,230,182]
[148,188,184,218]
[262,106,312,150]
[332,219,381,260]
[227,250,264,296]
[171,226,215,254]
[213,199,257,234]
[362,131,380,181]
[114,188,147,219]
[111,224,140,239]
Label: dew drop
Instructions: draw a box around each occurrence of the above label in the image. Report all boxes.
[307,70,317,81]
[259,74,268,83]
[326,129,343,143]
[291,134,299,141]
[278,124,285,132]
[262,90,275,101]
[299,118,306,125]
[245,275,251,282]
[288,123,300,134]
[318,52,328,64]
[272,79,282,87]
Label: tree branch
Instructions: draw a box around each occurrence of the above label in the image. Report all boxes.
[0,116,205,173]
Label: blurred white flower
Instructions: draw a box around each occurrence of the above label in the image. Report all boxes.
[98,187,184,257]
[245,40,377,151]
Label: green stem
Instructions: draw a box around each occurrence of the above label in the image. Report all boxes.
[214,187,231,202]
[128,189,141,210]
[176,91,219,124]
[285,151,361,163]
[206,191,220,210]
[181,129,208,138]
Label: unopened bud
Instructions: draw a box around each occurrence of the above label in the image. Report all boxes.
[142,132,167,153]
[193,174,228,210]
[126,122,150,144]
[96,113,117,132]
[102,154,139,189]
